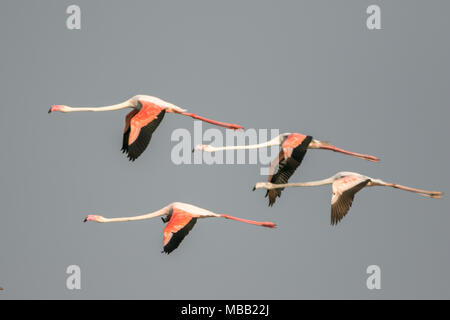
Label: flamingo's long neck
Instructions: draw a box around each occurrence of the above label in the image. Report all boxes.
[312,142,379,162]
[220,214,276,228]
[67,101,132,112]
[178,112,243,130]
[205,136,282,152]
[101,206,171,223]
[267,177,336,189]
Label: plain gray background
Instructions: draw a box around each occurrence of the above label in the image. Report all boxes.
[0,0,449,299]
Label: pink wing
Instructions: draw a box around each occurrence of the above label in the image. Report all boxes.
[162,209,198,254]
[123,100,166,161]
[331,176,371,225]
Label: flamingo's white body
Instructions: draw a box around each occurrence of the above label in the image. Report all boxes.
[253,171,443,225]
[84,202,276,253]
[49,95,243,161]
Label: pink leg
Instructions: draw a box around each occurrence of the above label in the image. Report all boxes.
[220,214,276,228]
[180,112,243,130]
[386,183,443,198]
[319,145,380,162]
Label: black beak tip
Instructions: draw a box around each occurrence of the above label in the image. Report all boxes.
[83,218,87,223]
[252,186,256,191]
[191,148,195,153]
[48,108,52,114]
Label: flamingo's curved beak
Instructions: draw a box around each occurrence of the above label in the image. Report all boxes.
[83,215,101,223]
[48,105,66,114]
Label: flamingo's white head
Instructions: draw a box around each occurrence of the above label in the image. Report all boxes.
[193,144,215,152]
[83,215,106,223]
[48,105,71,113]
[252,182,274,191]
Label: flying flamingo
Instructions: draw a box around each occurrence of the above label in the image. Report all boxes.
[49,95,243,161]
[253,171,443,225]
[84,202,276,254]
[195,133,379,206]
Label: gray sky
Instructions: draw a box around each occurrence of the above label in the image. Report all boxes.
[0,0,449,299]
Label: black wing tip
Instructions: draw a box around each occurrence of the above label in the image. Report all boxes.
[266,189,279,207]
[331,204,349,226]
[162,246,175,254]
[162,218,197,255]
[125,152,138,161]
[331,216,340,226]
[123,108,165,162]
[331,219,341,226]
[125,147,145,162]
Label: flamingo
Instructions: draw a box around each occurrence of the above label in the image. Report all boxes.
[83,202,276,254]
[195,133,379,206]
[253,171,443,225]
[49,95,243,161]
